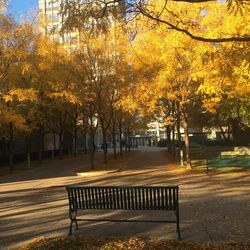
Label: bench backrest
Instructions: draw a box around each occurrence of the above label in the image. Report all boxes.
[66,186,179,211]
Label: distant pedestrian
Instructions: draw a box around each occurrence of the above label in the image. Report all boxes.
[101,142,108,151]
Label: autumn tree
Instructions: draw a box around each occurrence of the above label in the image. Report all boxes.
[61,0,132,164]
[0,15,36,170]
[128,12,208,168]
[60,0,250,43]
[198,40,250,145]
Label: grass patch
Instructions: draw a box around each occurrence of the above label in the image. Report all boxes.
[21,236,250,250]
[208,156,250,168]
[190,148,250,173]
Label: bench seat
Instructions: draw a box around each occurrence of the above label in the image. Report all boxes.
[66,185,181,239]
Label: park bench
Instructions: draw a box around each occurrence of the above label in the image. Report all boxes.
[66,185,181,240]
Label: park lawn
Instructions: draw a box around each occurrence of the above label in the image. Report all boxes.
[190,147,250,173]
[191,160,250,174]
[21,236,250,250]
[191,159,250,173]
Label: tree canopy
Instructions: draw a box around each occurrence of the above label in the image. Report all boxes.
[0,0,249,170]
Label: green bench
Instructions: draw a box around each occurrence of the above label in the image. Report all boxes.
[66,185,181,239]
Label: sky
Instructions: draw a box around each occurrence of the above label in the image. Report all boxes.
[7,0,38,21]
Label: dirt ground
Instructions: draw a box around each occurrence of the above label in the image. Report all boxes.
[0,147,249,250]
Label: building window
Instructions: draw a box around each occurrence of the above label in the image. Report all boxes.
[46,0,60,9]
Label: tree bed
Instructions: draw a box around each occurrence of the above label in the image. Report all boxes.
[21,236,250,250]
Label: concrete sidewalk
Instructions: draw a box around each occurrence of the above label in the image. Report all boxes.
[0,148,249,249]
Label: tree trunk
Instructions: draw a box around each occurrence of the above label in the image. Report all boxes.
[219,126,227,140]
[227,125,231,140]
[172,125,176,158]
[127,128,131,152]
[102,129,108,164]
[125,131,128,153]
[26,135,31,168]
[112,127,117,159]
[176,111,183,166]
[89,131,95,169]
[216,115,227,140]
[166,126,171,153]
[38,126,43,164]
[52,131,56,161]
[3,137,7,157]
[230,118,240,146]
[176,110,182,147]
[84,132,88,154]
[8,123,14,171]
[59,133,63,160]
[119,120,123,156]
[183,116,191,169]
[73,122,77,157]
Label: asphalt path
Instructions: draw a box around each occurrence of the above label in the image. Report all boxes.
[0,147,249,249]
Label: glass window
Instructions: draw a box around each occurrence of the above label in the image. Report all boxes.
[46,0,60,8]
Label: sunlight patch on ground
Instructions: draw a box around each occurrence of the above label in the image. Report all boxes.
[76,170,119,177]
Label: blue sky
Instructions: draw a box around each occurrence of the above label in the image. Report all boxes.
[7,0,38,21]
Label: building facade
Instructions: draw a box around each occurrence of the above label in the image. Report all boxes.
[39,0,125,44]
[39,0,63,42]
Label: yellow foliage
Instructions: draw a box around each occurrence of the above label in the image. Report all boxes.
[5,88,38,102]
[0,108,27,132]
[49,91,80,105]
[164,116,175,126]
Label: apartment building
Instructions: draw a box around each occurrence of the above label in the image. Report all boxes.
[39,0,125,43]
[38,0,63,42]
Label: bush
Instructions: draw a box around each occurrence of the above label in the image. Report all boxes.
[205,140,234,146]
[157,140,168,147]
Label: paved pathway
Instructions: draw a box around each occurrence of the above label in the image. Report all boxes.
[0,147,249,249]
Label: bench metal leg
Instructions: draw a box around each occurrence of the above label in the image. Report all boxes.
[75,219,79,230]
[69,219,78,236]
[69,209,78,236]
[176,222,181,240]
[176,210,181,240]
[69,220,73,236]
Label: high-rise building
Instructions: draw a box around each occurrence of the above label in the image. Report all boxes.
[38,0,64,42]
[39,0,125,44]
